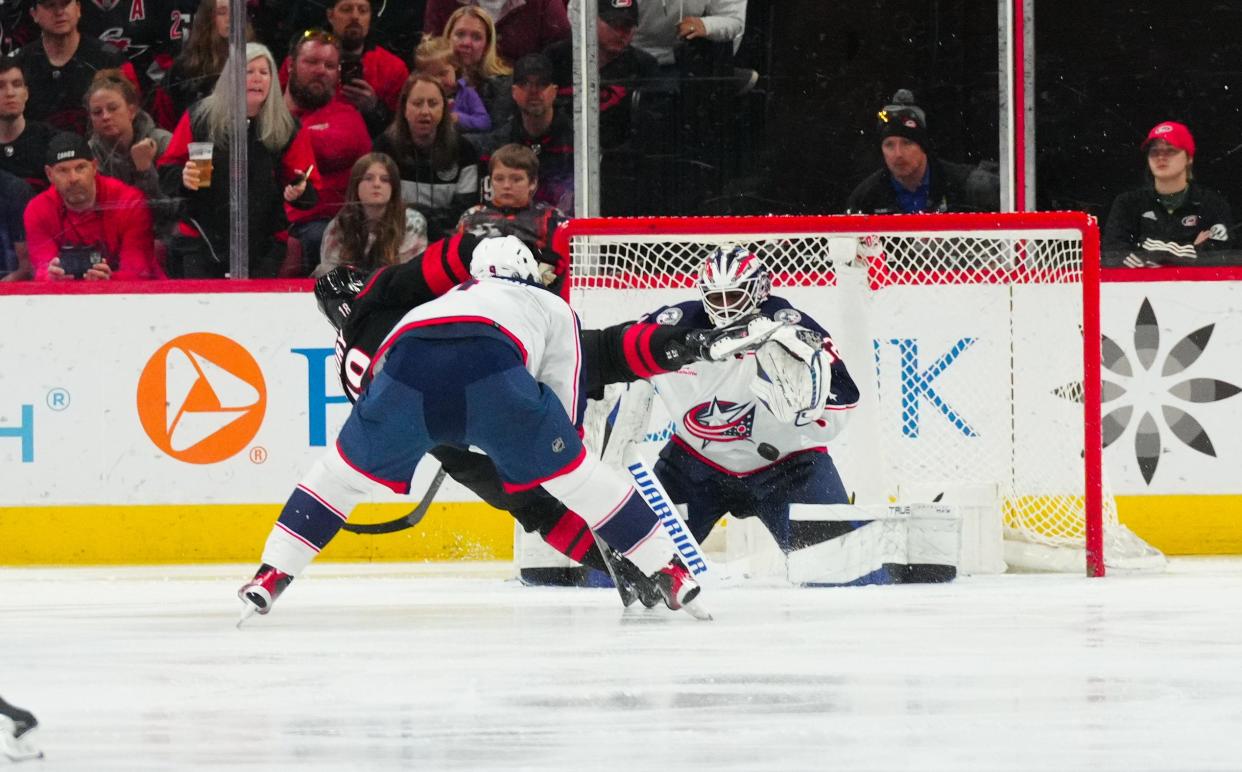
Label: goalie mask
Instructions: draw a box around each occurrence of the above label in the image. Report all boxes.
[698,245,771,327]
[471,235,542,284]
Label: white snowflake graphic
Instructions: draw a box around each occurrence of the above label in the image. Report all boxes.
[1055,297,1241,484]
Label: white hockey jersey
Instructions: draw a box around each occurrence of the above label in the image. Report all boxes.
[375,276,583,423]
[647,297,860,475]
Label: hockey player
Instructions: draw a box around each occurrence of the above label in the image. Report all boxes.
[642,245,861,553]
[239,236,712,621]
[311,231,767,607]
[0,695,41,762]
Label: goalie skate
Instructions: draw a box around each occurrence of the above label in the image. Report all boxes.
[237,564,293,626]
[0,699,42,763]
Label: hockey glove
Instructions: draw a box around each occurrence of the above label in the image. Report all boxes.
[750,337,831,425]
[684,315,788,362]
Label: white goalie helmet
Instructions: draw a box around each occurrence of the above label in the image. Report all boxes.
[698,244,772,327]
[471,235,541,283]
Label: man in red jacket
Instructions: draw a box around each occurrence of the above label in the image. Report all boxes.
[24,133,161,281]
[283,29,371,273]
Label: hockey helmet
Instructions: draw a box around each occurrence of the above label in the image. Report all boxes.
[698,244,771,327]
[471,235,542,284]
[314,265,371,331]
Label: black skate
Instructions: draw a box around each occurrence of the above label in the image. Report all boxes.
[0,697,43,762]
[652,558,712,620]
[237,563,293,626]
[599,544,662,608]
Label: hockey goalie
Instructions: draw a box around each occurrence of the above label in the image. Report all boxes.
[614,244,958,585]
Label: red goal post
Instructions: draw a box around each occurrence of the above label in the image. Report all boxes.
[552,212,1158,577]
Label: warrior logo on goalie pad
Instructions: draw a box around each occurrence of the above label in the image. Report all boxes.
[683,398,756,447]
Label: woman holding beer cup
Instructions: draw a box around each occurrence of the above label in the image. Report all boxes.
[159,43,321,278]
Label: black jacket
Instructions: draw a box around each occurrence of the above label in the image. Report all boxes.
[1101,182,1235,267]
[845,157,999,215]
[13,36,127,134]
[159,105,318,271]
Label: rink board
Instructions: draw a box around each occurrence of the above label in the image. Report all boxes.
[2,273,1242,563]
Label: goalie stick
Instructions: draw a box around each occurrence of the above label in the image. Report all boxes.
[623,447,713,620]
[340,466,448,534]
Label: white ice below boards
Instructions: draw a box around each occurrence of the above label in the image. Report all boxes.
[2,559,1241,770]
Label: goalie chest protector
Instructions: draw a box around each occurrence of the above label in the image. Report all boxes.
[645,298,859,475]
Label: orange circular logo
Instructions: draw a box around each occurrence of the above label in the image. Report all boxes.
[137,333,267,464]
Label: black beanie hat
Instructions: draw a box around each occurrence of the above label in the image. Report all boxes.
[876,89,929,151]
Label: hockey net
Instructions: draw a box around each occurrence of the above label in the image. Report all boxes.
[554,213,1166,576]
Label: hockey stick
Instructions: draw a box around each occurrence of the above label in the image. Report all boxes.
[340,466,447,534]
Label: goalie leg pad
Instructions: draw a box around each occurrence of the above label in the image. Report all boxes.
[786,504,961,585]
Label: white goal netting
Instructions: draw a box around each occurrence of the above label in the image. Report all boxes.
[559,213,1165,575]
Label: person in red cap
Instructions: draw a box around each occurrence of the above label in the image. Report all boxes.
[1102,120,1235,267]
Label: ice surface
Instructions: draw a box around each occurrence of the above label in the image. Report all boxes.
[2,559,1242,771]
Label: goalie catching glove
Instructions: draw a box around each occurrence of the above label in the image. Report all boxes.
[749,325,834,425]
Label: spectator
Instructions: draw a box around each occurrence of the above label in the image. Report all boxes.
[373,73,479,241]
[313,152,428,277]
[413,36,490,134]
[545,0,658,150]
[158,42,320,278]
[478,53,573,213]
[1102,121,1235,268]
[166,0,255,119]
[76,0,179,110]
[12,0,139,134]
[283,28,371,273]
[0,169,32,281]
[631,0,745,69]
[255,0,425,71]
[0,56,56,191]
[845,89,999,215]
[457,143,565,259]
[438,5,512,129]
[85,69,171,204]
[425,0,569,66]
[24,132,161,281]
[322,0,409,137]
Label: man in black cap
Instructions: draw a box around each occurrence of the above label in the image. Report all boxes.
[23,132,160,280]
[845,89,999,215]
[478,53,575,213]
[545,0,658,151]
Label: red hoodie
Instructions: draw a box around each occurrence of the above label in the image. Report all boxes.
[24,173,161,281]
